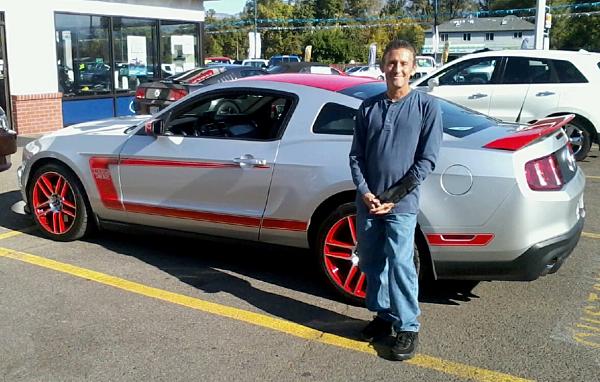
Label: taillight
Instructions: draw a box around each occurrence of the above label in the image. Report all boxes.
[525,153,564,191]
[167,88,188,101]
[135,87,145,99]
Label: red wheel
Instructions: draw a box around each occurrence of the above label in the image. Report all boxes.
[316,202,425,303]
[28,163,92,241]
[316,203,365,303]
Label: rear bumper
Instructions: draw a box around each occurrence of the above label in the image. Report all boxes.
[434,215,585,281]
[132,99,173,115]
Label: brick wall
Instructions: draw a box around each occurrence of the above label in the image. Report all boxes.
[11,93,63,135]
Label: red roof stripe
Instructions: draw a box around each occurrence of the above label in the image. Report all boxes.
[243,73,381,92]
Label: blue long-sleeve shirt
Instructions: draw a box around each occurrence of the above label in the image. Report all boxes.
[349,90,443,215]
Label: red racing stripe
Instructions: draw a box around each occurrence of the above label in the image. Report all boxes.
[89,156,304,231]
[89,157,123,210]
[262,218,307,231]
[124,202,262,227]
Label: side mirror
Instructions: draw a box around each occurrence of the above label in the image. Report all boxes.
[144,119,165,137]
[427,77,439,91]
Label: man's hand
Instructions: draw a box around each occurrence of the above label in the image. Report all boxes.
[362,193,394,214]
[362,192,380,211]
[370,202,395,215]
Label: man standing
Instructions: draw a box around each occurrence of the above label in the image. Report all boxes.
[349,40,442,361]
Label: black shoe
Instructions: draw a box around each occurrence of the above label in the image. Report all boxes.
[391,331,419,361]
[360,317,392,342]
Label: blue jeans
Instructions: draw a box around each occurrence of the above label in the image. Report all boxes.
[357,211,420,332]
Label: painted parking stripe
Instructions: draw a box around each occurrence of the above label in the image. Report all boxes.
[0,247,532,382]
[582,231,600,240]
[586,176,600,180]
[0,227,34,241]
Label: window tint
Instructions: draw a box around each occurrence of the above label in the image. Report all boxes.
[166,92,294,140]
[436,57,499,86]
[239,70,265,78]
[440,100,496,138]
[553,60,588,83]
[338,82,386,99]
[313,103,356,135]
[503,57,563,84]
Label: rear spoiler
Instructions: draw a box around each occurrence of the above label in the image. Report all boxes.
[484,114,574,151]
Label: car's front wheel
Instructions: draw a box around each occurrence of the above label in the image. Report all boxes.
[28,163,92,241]
[315,202,422,304]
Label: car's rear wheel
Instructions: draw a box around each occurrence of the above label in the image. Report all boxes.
[315,202,423,304]
[28,163,92,241]
[565,119,592,161]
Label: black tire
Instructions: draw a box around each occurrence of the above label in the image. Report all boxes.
[314,202,425,304]
[28,162,93,241]
[565,119,592,161]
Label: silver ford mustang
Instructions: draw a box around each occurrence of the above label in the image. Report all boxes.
[17,74,586,302]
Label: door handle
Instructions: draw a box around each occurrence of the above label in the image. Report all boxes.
[233,154,267,168]
[536,91,555,97]
[468,93,488,99]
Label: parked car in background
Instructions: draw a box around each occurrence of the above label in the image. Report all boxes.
[347,65,384,80]
[133,65,267,114]
[204,56,233,65]
[412,49,600,160]
[268,55,301,67]
[242,59,269,68]
[411,55,438,81]
[17,75,584,303]
[0,107,16,172]
[267,62,345,75]
[344,66,364,74]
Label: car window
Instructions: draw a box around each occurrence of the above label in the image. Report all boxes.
[239,70,265,78]
[165,92,294,140]
[502,57,562,84]
[436,57,499,86]
[552,60,588,83]
[313,103,356,135]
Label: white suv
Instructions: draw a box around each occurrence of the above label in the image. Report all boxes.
[412,49,600,160]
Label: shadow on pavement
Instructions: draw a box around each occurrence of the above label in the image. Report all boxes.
[86,230,368,340]
[0,190,36,232]
[0,188,482,353]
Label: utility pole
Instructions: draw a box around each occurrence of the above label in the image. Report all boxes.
[254,0,258,58]
[534,0,546,49]
[433,0,438,64]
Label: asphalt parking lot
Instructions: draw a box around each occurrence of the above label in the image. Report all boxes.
[1,142,599,381]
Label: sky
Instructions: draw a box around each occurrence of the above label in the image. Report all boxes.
[205,0,247,15]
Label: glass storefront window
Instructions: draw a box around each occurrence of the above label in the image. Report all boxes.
[113,17,158,94]
[160,21,199,77]
[55,14,112,97]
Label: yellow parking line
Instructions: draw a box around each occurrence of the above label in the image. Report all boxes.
[0,227,34,241]
[582,232,600,240]
[586,176,600,180]
[0,247,532,382]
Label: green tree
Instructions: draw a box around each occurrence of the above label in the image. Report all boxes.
[315,0,344,19]
[345,0,372,17]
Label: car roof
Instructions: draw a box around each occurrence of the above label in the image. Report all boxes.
[457,49,600,60]
[244,73,379,91]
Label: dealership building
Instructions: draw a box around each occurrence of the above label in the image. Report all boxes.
[0,0,215,135]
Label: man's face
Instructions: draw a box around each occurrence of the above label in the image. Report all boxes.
[382,48,416,91]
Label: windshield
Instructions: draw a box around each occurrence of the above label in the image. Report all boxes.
[416,58,434,68]
[338,83,497,137]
